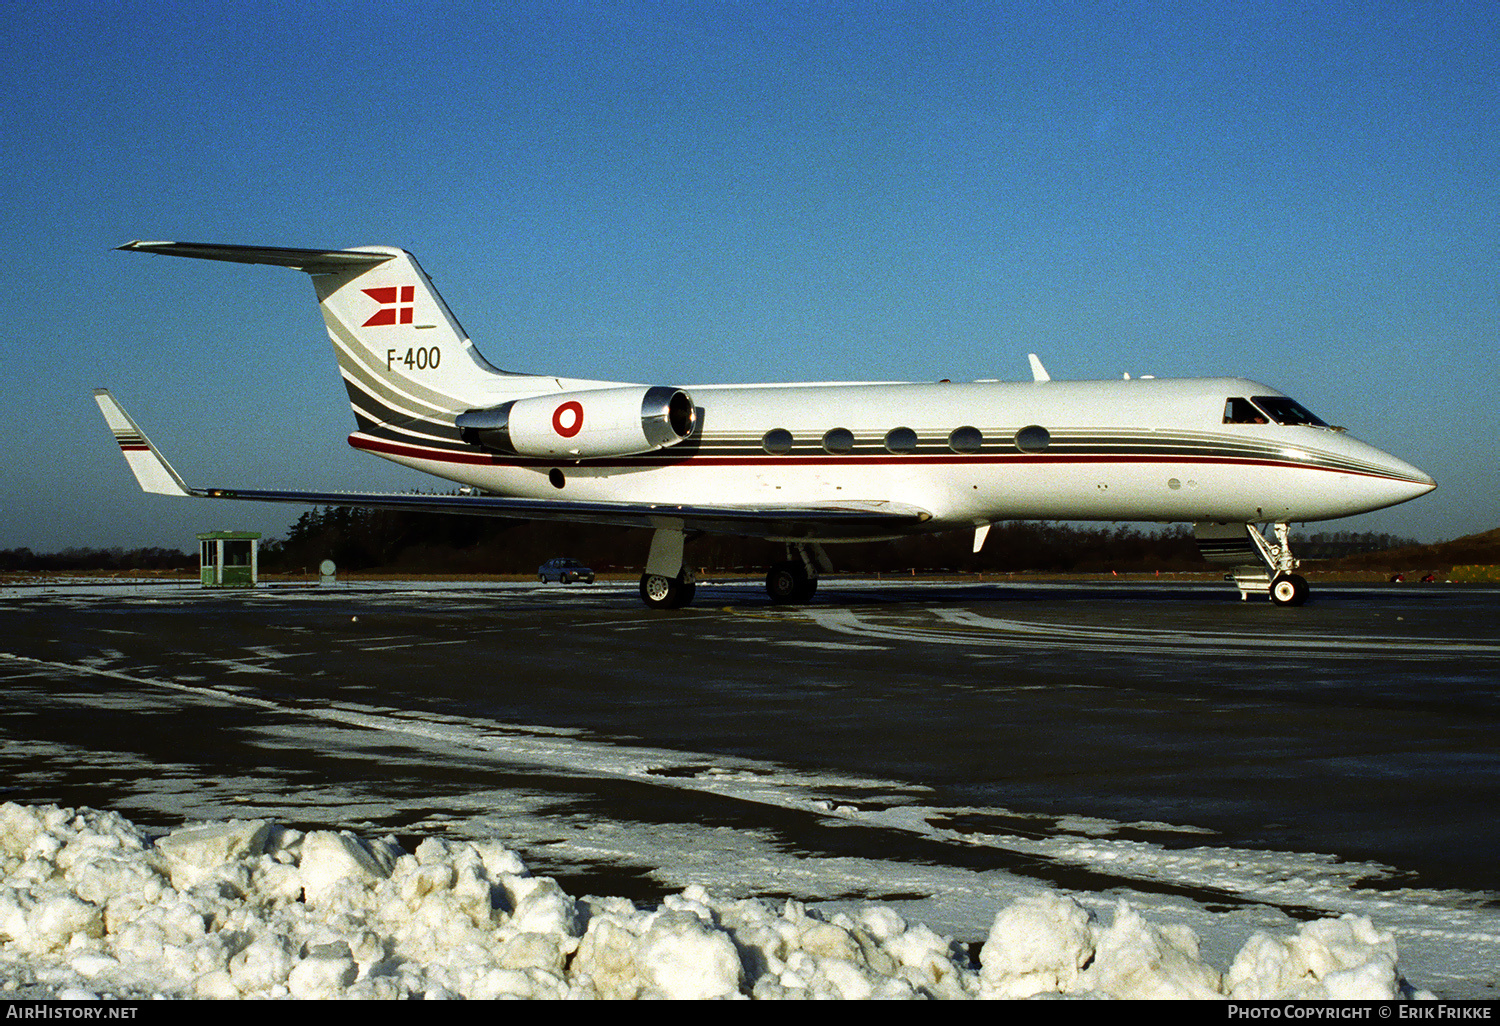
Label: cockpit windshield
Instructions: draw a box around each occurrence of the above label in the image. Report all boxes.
[1223,396,1328,427]
[1252,396,1327,427]
[1223,398,1267,424]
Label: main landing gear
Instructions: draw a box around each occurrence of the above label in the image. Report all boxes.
[766,543,827,605]
[640,559,823,608]
[639,569,696,610]
[766,560,817,604]
[639,525,697,609]
[638,530,829,609]
[1193,521,1310,606]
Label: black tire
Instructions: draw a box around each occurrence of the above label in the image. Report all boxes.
[640,572,695,609]
[640,573,677,608]
[1270,573,1309,607]
[766,561,808,604]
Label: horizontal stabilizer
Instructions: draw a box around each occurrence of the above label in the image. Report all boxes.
[117,240,393,274]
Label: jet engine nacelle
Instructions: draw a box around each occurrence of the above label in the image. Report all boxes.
[458,386,697,460]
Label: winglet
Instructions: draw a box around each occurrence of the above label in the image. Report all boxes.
[1027,354,1051,383]
[93,389,194,496]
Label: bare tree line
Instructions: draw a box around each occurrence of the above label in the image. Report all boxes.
[2,511,1421,575]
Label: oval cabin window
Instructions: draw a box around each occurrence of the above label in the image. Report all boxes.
[884,427,918,454]
[1014,425,1051,452]
[762,428,794,455]
[948,426,983,453]
[822,428,855,454]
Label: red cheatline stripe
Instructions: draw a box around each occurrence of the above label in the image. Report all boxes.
[347,432,1411,481]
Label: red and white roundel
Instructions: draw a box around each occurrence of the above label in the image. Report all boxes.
[552,400,584,438]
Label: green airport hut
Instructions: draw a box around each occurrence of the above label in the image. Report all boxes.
[197,531,260,588]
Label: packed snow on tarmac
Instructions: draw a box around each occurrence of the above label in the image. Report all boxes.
[0,803,1434,1000]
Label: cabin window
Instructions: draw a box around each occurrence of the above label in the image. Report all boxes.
[884,427,918,454]
[948,426,983,453]
[822,428,855,454]
[1223,398,1268,424]
[1252,396,1328,427]
[1014,425,1051,452]
[762,428,793,455]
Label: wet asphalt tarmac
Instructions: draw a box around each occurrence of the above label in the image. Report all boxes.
[2,576,1497,904]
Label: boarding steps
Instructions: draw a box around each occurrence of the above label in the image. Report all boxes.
[1225,567,1272,601]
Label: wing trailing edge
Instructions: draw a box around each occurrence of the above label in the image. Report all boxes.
[189,486,931,540]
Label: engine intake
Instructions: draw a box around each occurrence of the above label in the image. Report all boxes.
[458,386,697,460]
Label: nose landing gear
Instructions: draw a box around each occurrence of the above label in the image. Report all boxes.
[1194,521,1310,605]
[1269,571,1310,607]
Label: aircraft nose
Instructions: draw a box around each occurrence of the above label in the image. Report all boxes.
[1367,446,1436,507]
[1384,452,1435,490]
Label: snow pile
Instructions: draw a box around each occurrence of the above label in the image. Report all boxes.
[0,803,1424,1000]
[976,892,1414,1000]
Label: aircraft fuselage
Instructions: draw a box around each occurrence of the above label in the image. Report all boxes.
[350,375,1434,541]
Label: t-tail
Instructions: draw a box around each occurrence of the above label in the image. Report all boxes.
[115,241,546,455]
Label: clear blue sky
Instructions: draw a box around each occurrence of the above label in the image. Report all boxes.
[4,1,1494,552]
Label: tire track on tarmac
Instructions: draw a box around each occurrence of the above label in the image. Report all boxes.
[799,608,1500,659]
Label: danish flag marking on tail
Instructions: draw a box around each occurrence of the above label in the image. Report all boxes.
[362,285,415,326]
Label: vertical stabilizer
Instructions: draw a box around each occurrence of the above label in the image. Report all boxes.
[117,240,545,454]
[306,246,520,442]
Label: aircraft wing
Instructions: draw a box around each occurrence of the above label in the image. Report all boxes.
[166,487,930,539]
[94,390,931,540]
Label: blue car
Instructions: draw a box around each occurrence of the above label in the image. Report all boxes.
[538,558,596,584]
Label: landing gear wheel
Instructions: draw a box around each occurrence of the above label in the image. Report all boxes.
[640,572,695,609]
[1270,573,1309,607]
[766,561,816,604]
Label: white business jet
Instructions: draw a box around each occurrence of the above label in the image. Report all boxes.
[96,242,1435,608]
